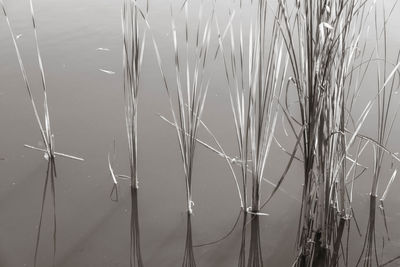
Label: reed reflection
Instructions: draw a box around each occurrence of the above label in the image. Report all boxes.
[130,186,144,267]
[34,156,57,267]
[182,212,196,267]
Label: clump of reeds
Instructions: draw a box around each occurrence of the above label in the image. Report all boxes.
[152,0,214,214]
[0,0,83,162]
[108,1,148,266]
[216,0,287,215]
[276,0,381,265]
[1,0,54,159]
[216,1,289,266]
[121,0,148,190]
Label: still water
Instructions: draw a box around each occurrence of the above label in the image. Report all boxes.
[1,0,400,266]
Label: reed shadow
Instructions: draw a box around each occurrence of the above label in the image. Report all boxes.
[130,186,144,267]
[238,211,247,267]
[356,195,378,267]
[238,211,264,267]
[247,214,263,267]
[182,212,196,267]
[355,196,400,267]
[34,156,57,267]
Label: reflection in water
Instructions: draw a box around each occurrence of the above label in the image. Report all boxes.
[238,211,263,267]
[330,217,347,267]
[194,210,264,267]
[247,215,263,267]
[192,210,264,266]
[130,186,144,267]
[34,157,57,267]
[294,212,349,267]
[238,212,247,267]
[355,196,400,266]
[182,212,196,267]
[356,195,377,267]
[107,143,144,266]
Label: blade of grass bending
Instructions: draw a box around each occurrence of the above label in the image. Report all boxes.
[261,125,304,210]
[273,137,302,162]
[108,153,118,185]
[193,209,242,247]
[107,141,119,201]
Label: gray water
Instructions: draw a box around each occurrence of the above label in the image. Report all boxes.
[1,0,400,266]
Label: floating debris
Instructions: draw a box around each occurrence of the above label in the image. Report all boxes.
[98,69,115,75]
[96,47,110,51]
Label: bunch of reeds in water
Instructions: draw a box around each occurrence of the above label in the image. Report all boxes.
[1,2,82,266]
[216,1,290,266]
[217,0,288,215]
[4,0,400,266]
[275,0,400,266]
[122,0,148,190]
[1,0,83,162]
[1,0,54,159]
[276,0,374,265]
[108,0,149,266]
[152,0,214,214]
